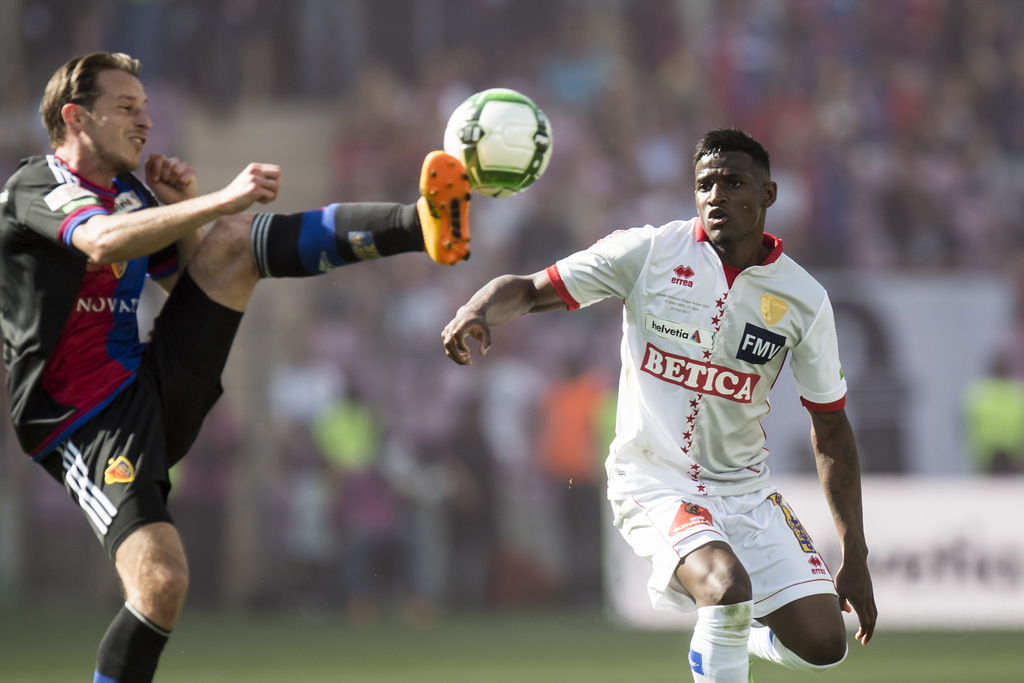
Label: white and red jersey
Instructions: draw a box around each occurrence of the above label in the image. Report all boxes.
[546,218,846,498]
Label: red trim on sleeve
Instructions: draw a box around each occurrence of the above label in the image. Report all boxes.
[58,206,108,248]
[801,396,846,412]
[545,264,579,311]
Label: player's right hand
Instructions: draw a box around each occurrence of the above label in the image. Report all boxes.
[835,556,877,645]
[442,307,491,366]
[217,163,281,214]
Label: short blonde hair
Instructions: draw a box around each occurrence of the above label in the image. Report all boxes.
[40,52,141,149]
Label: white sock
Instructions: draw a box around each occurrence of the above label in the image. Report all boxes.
[688,601,752,682]
[747,625,847,673]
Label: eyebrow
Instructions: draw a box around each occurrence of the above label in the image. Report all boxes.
[696,169,747,181]
[113,94,147,105]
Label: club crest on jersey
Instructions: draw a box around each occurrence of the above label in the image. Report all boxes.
[104,456,135,485]
[760,293,788,326]
[645,314,715,350]
[768,492,816,553]
[111,261,128,278]
[669,501,714,536]
[736,323,786,365]
[672,264,695,287]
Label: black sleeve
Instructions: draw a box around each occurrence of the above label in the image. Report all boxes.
[11,164,107,248]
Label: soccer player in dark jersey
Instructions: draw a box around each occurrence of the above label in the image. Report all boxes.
[0,52,470,683]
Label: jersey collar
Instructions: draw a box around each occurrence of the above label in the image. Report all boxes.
[52,155,118,197]
[695,221,783,288]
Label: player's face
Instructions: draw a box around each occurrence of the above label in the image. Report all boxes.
[694,152,776,250]
[78,70,151,177]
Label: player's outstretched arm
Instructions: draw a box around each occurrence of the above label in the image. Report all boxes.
[808,407,877,646]
[71,162,281,265]
[443,270,567,365]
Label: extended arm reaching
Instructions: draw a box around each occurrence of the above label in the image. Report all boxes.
[71,162,280,265]
[808,407,877,645]
[442,270,567,365]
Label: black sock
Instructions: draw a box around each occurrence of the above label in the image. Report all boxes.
[94,603,170,683]
[250,202,423,278]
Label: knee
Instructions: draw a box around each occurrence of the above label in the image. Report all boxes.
[207,213,255,259]
[699,563,752,606]
[144,559,190,609]
[798,628,848,667]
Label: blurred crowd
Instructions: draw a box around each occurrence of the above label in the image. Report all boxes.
[3,0,1024,614]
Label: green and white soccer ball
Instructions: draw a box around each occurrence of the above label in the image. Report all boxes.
[443,88,553,198]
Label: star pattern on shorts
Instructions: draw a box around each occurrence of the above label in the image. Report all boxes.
[697,484,707,494]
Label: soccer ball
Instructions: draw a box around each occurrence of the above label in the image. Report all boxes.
[443,88,553,198]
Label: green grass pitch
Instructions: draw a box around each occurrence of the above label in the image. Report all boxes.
[1,610,1020,682]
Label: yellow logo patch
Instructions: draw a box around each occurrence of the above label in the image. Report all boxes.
[760,294,788,327]
[104,456,135,485]
[768,492,816,553]
[111,262,128,279]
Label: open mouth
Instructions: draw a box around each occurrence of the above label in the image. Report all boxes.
[128,135,146,149]
[706,208,729,225]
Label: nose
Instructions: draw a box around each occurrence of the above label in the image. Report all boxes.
[707,182,725,204]
[137,109,152,131]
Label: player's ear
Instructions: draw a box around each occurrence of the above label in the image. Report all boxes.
[762,180,777,209]
[61,103,85,131]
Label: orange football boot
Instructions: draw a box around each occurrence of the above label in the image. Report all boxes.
[417,151,471,265]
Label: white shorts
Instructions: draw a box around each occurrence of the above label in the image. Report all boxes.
[610,486,837,618]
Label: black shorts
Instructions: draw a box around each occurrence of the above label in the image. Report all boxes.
[39,271,243,560]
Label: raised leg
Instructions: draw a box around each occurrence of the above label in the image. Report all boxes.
[749,593,848,672]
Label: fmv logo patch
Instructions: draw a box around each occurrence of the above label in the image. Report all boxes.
[736,322,786,365]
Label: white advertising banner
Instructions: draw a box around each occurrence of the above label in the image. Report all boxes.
[605,476,1024,630]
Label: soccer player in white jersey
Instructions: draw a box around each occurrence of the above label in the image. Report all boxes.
[442,129,876,682]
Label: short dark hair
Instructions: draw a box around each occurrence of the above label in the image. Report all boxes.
[40,52,141,149]
[693,128,770,176]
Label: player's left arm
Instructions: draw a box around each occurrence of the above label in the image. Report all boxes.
[145,154,205,294]
[808,407,877,646]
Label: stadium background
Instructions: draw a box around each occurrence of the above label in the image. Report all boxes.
[1,1,1023,681]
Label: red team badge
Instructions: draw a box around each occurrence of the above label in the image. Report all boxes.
[669,501,714,536]
[808,555,828,576]
[104,456,135,485]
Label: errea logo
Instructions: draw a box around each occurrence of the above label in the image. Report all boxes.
[672,264,694,287]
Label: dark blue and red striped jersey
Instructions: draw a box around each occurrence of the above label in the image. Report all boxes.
[0,155,178,458]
